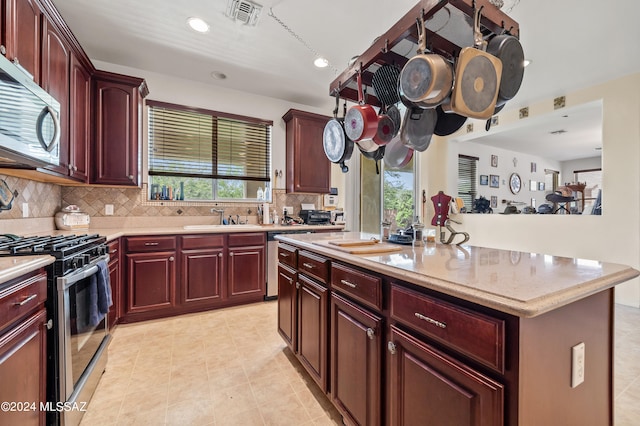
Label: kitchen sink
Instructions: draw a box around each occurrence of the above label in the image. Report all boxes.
[182,224,263,230]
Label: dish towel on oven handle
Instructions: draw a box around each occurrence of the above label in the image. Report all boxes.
[96,259,112,315]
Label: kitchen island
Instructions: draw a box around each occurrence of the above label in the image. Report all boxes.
[275,231,639,426]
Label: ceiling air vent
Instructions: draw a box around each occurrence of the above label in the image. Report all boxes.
[226,0,262,26]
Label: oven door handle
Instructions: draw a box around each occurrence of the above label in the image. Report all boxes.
[58,254,109,290]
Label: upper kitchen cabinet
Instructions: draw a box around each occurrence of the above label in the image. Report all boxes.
[92,70,148,186]
[40,16,70,177]
[1,0,42,84]
[68,52,90,182]
[282,109,331,194]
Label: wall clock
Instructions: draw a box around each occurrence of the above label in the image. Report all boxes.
[509,173,522,194]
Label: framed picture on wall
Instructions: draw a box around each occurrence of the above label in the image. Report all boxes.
[529,180,537,191]
[538,182,545,191]
[490,174,500,188]
[490,196,497,208]
[480,175,489,185]
[491,155,498,167]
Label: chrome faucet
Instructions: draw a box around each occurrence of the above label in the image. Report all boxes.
[211,208,224,225]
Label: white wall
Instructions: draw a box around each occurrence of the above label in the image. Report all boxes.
[560,156,601,185]
[420,73,640,308]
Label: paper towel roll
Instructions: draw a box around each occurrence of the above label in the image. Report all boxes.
[262,203,270,224]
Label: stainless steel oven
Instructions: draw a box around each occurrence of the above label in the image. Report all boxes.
[57,253,110,426]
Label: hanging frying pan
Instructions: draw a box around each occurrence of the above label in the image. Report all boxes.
[386,104,401,137]
[398,16,453,109]
[487,34,525,108]
[434,105,467,136]
[345,72,379,142]
[323,94,354,172]
[447,7,503,120]
[373,114,395,146]
[384,134,414,169]
[400,107,437,152]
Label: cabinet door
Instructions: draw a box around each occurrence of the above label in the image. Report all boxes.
[297,274,328,392]
[125,251,176,315]
[181,248,224,307]
[68,53,90,182]
[277,264,297,350]
[331,293,382,426]
[283,109,331,194]
[227,245,264,300]
[41,17,70,176]
[4,0,41,83]
[387,325,504,426]
[107,258,119,330]
[93,79,139,186]
[0,309,47,426]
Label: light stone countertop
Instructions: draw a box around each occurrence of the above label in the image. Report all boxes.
[0,224,344,284]
[276,231,640,318]
[0,255,55,285]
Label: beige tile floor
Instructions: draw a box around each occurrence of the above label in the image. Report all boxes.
[80,301,640,425]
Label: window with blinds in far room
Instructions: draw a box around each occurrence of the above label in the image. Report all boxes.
[458,155,478,210]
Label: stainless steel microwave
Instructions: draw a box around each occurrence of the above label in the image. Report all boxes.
[0,53,61,168]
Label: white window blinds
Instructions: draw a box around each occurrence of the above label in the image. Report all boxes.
[148,101,271,182]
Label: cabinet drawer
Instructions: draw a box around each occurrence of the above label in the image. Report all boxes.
[331,263,382,311]
[0,272,47,332]
[228,232,265,247]
[390,285,505,373]
[278,244,297,269]
[181,234,225,250]
[126,236,176,252]
[299,251,329,284]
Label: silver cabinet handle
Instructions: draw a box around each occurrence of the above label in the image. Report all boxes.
[14,294,37,306]
[144,242,159,246]
[128,175,134,180]
[279,253,289,258]
[285,276,293,284]
[111,249,118,254]
[302,262,314,269]
[295,282,301,289]
[340,279,357,288]
[387,341,397,355]
[229,252,234,257]
[169,256,174,262]
[366,328,375,340]
[46,319,53,330]
[414,312,447,329]
[218,253,223,257]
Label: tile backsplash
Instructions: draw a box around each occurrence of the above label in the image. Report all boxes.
[0,174,61,219]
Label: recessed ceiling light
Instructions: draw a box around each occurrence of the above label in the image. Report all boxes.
[523,59,532,67]
[187,17,210,33]
[211,71,227,80]
[314,57,329,68]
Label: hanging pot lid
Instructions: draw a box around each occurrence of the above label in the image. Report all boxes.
[400,107,436,152]
[386,105,402,138]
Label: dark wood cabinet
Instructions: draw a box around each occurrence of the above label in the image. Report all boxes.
[0,270,48,426]
[277,263,297,350]
[180,235,225,308]
[124,236,177,318]
[68,52,91,182]
[297,273,328,393]
[331,293,383,426]
[92,71,147,186]
[387,325,504,426]
[2,0,42,83]
[282,109,331,194]
[107,238,120,329]
[227,232,265,303]
[40,15,70,176]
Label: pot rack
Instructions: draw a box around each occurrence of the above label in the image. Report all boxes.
[329,0,520,106]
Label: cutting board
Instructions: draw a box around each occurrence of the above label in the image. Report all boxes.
[327,239,380,247]
[314,240,403,254]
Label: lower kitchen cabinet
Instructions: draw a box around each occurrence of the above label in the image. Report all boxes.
[180,235,225,308]
[277,264,297,349]
[227,233,266,303]
[387,325,504,426]
[330,293,383,426]
[107,238,120,329]
[0,271,48,426]
[297,274,328,392]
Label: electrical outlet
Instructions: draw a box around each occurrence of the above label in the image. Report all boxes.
[571,342,585,388]
[22,203,29,218]
[105,204,114,215]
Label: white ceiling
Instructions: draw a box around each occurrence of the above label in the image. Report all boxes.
[52,0,640,159]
